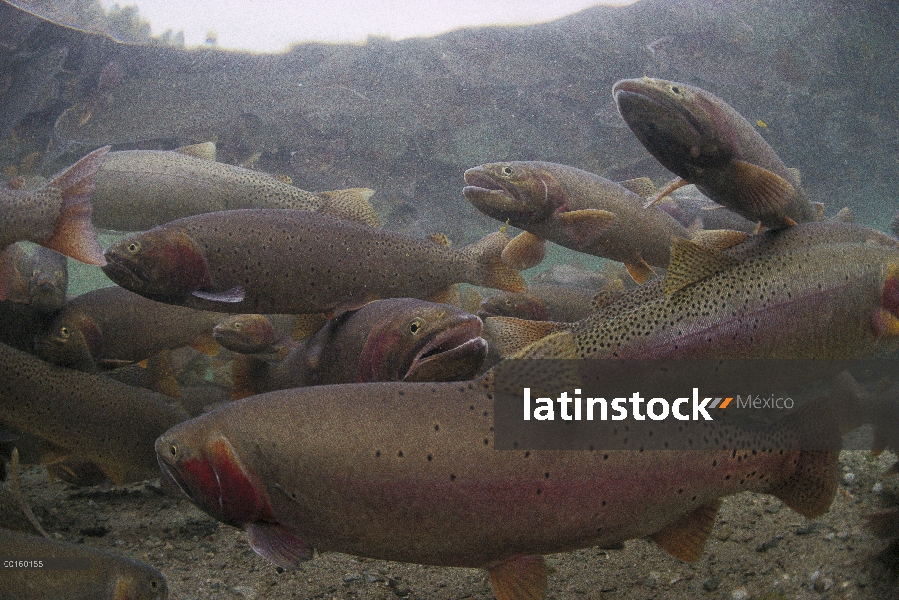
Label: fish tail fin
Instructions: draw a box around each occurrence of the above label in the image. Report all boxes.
[463,232,527,293]
[316,188,380,227]
[767,397,840,519]
[40,146,110,266]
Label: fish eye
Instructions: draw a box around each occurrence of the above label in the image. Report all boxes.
[169,443,179,458]
[669,85,681,94]
[233,322,242,330]
[59,326,69,338]
[504,299,513,306]
[500,166,514,177]
[127,242,140,253]
[409,318,425,335]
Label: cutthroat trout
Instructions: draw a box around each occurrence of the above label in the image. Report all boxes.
[523,230,899,358]
[91,144,380,230]
[489,222,899,360]
[0,341,187,483]
[0,146,109,299]
[34,286,226,372]
[0,528,168,599]
[463,161,693,283]
[156,373,839,599]
[613,77,820,229]
[102,210,525,314]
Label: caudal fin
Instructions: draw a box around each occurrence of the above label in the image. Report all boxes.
[767,397,841,519]
[462,232,527,293]
[41,146,110,266]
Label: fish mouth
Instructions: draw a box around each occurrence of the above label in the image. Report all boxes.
[463,168,543,222]
[212,328,247,352]
[156,451,197,506]
[32,336,64,356]
[101,249,149,287]
[613,79,706,140]
[404,317,488,382]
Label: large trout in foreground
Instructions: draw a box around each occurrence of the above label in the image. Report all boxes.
[157,373,840,600]
[102,210,525,314]
[486,222,899,360]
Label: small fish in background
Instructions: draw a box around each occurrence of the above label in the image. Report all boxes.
[230,298,487,399]
[0,45,69,142]
[657,184,758,233]
[155,371,839,599]
[90,143,380,230]
[0,146,109,301]
[23,245,68,313]
[532,260,628,290]
[102,210,525,315]
[613,77,821,229]
[478,284,598,323]
[463,161,744,284]
[891,208,899,238]
[34,286,225,375]
[213,313,296,361]
[0,527,168,599]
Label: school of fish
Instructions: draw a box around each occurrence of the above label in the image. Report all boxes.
[2,73,899,600]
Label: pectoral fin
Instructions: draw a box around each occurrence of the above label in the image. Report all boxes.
[623,258,657,285]
[502,231,546,270]
[644,176,689,208]
[192,286,245,303]
[246,522,313,570]
[487,555,548,600]
[690,229,749,251]
[730,160,797,217]
[650,499,721,561]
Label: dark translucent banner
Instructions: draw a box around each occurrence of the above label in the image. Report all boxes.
[493,359,899,451]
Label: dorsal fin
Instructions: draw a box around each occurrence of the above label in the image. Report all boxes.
[617,176,656,198]
[663,237,740,296]
[831,206,853,223]
[175,142,217,161]
[317,188,380,227]
[428,233,451,247]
